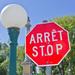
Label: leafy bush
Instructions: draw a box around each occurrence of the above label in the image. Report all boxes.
[0,54,6,63]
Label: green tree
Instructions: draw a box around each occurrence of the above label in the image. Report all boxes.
[51,16,75,75]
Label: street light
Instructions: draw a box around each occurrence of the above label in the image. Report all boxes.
[0,4,28,75]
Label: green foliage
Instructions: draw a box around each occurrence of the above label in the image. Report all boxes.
[0,58,8,75]
[17,63,23,75]
[0,43,9,75]
[52,16,75,31]
[51,16,75,75]
[0,65,7,75]
[0,43,1,50]
[0,55,6,63]
[16,46,25,75]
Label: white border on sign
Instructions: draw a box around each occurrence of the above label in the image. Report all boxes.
[25,22,71,67]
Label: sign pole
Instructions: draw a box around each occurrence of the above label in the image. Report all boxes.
[46,66,52,75]
[42,20,52,75]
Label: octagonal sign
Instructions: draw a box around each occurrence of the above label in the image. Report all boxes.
[26,22,70,66]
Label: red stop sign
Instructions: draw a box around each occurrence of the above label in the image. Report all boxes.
[26,22,70,66]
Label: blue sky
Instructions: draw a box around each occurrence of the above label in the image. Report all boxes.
[0,0,75,45]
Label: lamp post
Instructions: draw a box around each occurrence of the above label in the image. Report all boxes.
[0,4,28,75]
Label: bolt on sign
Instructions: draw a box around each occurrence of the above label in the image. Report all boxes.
[26,22,71,66]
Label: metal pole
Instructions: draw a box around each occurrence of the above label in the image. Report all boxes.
[42,20,52,75]
[8,28,19,75]
[68,62,71,75]
[46,66,52,75]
